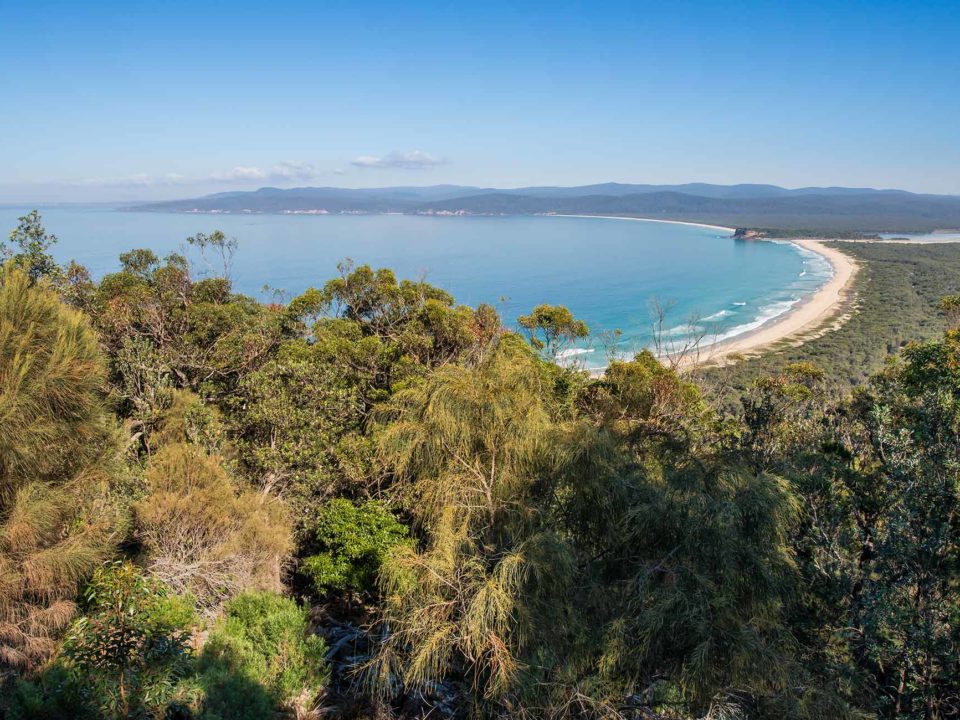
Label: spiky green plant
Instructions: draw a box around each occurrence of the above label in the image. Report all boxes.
[371,337,579,707]
[0,266,118,672]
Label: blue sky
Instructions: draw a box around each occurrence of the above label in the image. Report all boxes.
[2,0,959,201]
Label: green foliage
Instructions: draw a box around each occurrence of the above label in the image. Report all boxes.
[517,303,589,356]
[150,389,227,455]
[318,260,502,369]
[224,263,502,530]
[374,338,596,705]
[0,266,113,484]
[118,248,160,280]
[302,499,410,595]
[88,245,287,454]
[5,663,99,720]
[227,340,365,521]
[601,469,803,715]
[1,210,62,282]
[937,293,960,326]
[722,319,960,718]
[830,332,960,718]
[189,592,328,718]
[134,443,292,608]
[60,561,196,720]
[588,349,709,443]
[739,361,828,471]
[7,581,326,720]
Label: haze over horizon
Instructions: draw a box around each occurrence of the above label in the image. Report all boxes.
[3,0,959,203]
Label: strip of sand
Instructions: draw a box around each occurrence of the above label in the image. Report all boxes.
[685,239,859,367]
[550,213,736,233]
[543,214,859,374]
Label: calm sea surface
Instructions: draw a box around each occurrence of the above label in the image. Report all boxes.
[0,208,832,368]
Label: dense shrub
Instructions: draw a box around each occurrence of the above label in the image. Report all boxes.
[4,663,97,720]
[188,592,328,719]
[134,443,292,609]
[0,267,119,673]
[6,562,197,720]
[302,498,410,595]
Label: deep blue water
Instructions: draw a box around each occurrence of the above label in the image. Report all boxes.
[0,208,832,368]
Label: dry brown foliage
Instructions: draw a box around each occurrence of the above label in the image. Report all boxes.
[0,268,120,672]
[134,442,293,609]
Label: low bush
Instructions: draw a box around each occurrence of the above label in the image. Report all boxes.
[6,562,196,720]
[188,592,328,719]
[134,443,292,608]
[302,498,410,596]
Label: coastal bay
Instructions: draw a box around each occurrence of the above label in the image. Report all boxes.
[690,238,858,366]
[0,208,833,369]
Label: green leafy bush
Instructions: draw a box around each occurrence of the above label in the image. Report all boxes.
[302,498,410,595]
[5,562,197,720]
[189,592,328,719]
[5,664,96,720]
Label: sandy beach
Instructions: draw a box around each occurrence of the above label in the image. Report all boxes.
[582,236,859,376]
[556,215,860,373]
[685,238,859,367]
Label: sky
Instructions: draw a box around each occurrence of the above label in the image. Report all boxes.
[1,0,959,202]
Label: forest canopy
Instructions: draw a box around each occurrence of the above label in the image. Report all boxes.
[1,211,959,720]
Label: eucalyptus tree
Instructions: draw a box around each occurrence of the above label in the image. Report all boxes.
[0,210,61,283]
[517,304,589,358]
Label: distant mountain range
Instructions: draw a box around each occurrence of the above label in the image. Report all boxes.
[130,183,960,233]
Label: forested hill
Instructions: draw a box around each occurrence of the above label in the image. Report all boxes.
[134,183,960,233]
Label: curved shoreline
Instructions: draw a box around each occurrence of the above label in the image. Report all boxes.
[551,213,736,233]
[555,213,859,373]
[685,238,859,367]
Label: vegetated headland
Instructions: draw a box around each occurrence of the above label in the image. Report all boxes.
[133,181,960,234]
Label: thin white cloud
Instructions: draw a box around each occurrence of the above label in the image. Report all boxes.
[351,150,445,170]
[208,161,327,183]
[209,166,267,182]
[269,161,323,181]
[74,162,330,188]
[75,173,188,187]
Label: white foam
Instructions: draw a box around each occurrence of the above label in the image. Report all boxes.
[703,309,734,322]
[663,323,706,337]
[711,297,801,343]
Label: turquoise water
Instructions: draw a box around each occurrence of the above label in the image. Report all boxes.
[0,208,832,368]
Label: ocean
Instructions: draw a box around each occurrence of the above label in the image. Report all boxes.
[0,208,832,368]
